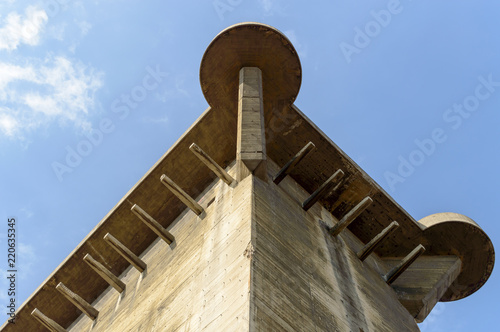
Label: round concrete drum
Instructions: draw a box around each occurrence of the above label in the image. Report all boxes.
[200,22,302,111]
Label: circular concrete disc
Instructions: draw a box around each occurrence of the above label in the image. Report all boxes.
[200,22,301,110]
[419,212,495,301]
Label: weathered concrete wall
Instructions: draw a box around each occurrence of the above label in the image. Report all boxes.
[67,160,419,332]
[69,171,252,331]
[249,162,420,331]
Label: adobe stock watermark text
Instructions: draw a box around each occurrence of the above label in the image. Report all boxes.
[384,74,499,192]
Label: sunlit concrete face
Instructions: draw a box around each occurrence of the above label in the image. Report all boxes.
[67,160,421,332]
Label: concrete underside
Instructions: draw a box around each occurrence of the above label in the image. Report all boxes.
[68,161,419,332]
[3,22,492,332]
[7,101,492,332]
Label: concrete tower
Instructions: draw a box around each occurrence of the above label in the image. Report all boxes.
[2,22,494,332]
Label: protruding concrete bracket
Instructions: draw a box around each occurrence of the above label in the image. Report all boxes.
[273,141,315,185]
[329,197,373,236]
[31,308,68,332]
[237,67,266,179]
[384,244,426,284]
[388,255,462,322]
[189,143,235,185]
[55,282,99,320]
[357,221,400,261]
[160,174,204,215]
[83,254,126,293]
[104,233,147,272]
[302,169,344,211]
[131,204,175,244]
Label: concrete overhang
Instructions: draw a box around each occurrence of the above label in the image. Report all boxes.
[2,22,494,331]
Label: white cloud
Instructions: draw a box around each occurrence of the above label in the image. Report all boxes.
[0,112,19,137]
[0,6,48,51]
[23,93,60,116]
[0,56,104,139]
[0,62,36,89]
[76,20,92,36]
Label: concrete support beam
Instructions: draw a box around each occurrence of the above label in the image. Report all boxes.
[357,221,400,261]
[384,244,426,285]
[273,142,315,185]
[160,174,204,215]
[237,67,266,177]
[83,254,125,293]
[131,204,175,244]
[56,282,99,320]
[302,169,344,211]
[329,197,373,236]
[31,308,67,332]
[189,143,235,185]
[104,233,147,273]
[388,255,461,322]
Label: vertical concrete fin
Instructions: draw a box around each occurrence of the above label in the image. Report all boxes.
[237,67,266,179]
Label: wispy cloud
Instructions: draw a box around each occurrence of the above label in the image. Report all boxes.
[18,243,36,281]
[0,112,19,137]
[47,22,67,41]
[258,0,287,16]
[155,75,189,103]
[20,207,34,219]
[142,115,169,126]
[76,20,91,36]
[0,6,48,51]
[419,303,450,332]
[0,56,104,139]
[259,0,273,13]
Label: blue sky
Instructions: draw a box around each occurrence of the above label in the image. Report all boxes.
[1,1,499,330]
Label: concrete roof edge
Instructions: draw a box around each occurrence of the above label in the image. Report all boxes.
[0,106,213,330]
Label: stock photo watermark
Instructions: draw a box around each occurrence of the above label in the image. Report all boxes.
[43,0,72,16]
[384,73,500,192]
[5,217,17,324]
[51,65,167,182]
[213,0,244,21]
[339,0,409,64]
